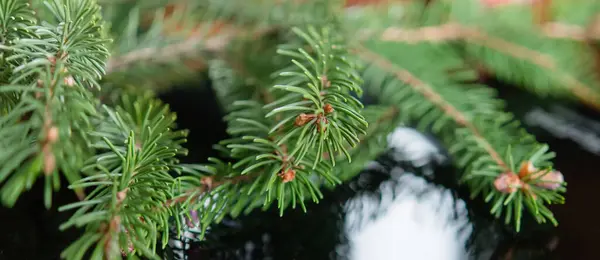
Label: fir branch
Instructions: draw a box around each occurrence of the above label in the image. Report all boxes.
[356,40,564,231]
[59,93,187,260]
[105,27,237,74]
[171,26,367,238]
[0,0,109,207]
[356,46,510,171]
[376,23,600,110]
[197,0,342,29]
[100,3,214,89]
[379,24,555,67]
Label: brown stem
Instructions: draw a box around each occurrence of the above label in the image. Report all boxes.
[379,24,556,68]
[379,23,465,43]
[355,46,510,171]
[105,29,237,74]
[106,24,280,75]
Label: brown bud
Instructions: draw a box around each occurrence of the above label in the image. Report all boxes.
[295,113,315,126]
[279,169,296,183]
[534,170,564,190]
[324,104,334,114]
[47,126,59,143]
[518,161,537,178]
[63,75,75,87]
[43,151,56,176]
[493,172,522,193]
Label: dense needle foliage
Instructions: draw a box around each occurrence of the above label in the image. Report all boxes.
[2,0,594,258]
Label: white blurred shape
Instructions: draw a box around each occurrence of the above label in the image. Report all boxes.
[342,127,471,260]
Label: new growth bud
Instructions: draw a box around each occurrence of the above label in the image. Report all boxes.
[324,104,334,114]
[279,168,296,183]
[494,172,523,193]
[295,113,316,126]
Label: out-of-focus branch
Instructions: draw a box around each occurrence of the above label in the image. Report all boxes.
[375,23,600,110]
[378,23,556,68]
[105,29,238,74]
[356,46,510,170]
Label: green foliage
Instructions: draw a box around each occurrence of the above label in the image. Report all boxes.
[101,1,207,89]
[0,0,36,112]
[198,0,344,28]
[1,0,592,258]
[173,26,367,238]
[358,40,564,231]
[420,0,600,109]
[0,0,109,207]
[59,93,187,260]
[454,119,564,231]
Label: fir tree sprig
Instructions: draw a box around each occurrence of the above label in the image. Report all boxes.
[169,26,367,237]
[58,93,187,260]
[0,0,109,207]
[355,40,565,231]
